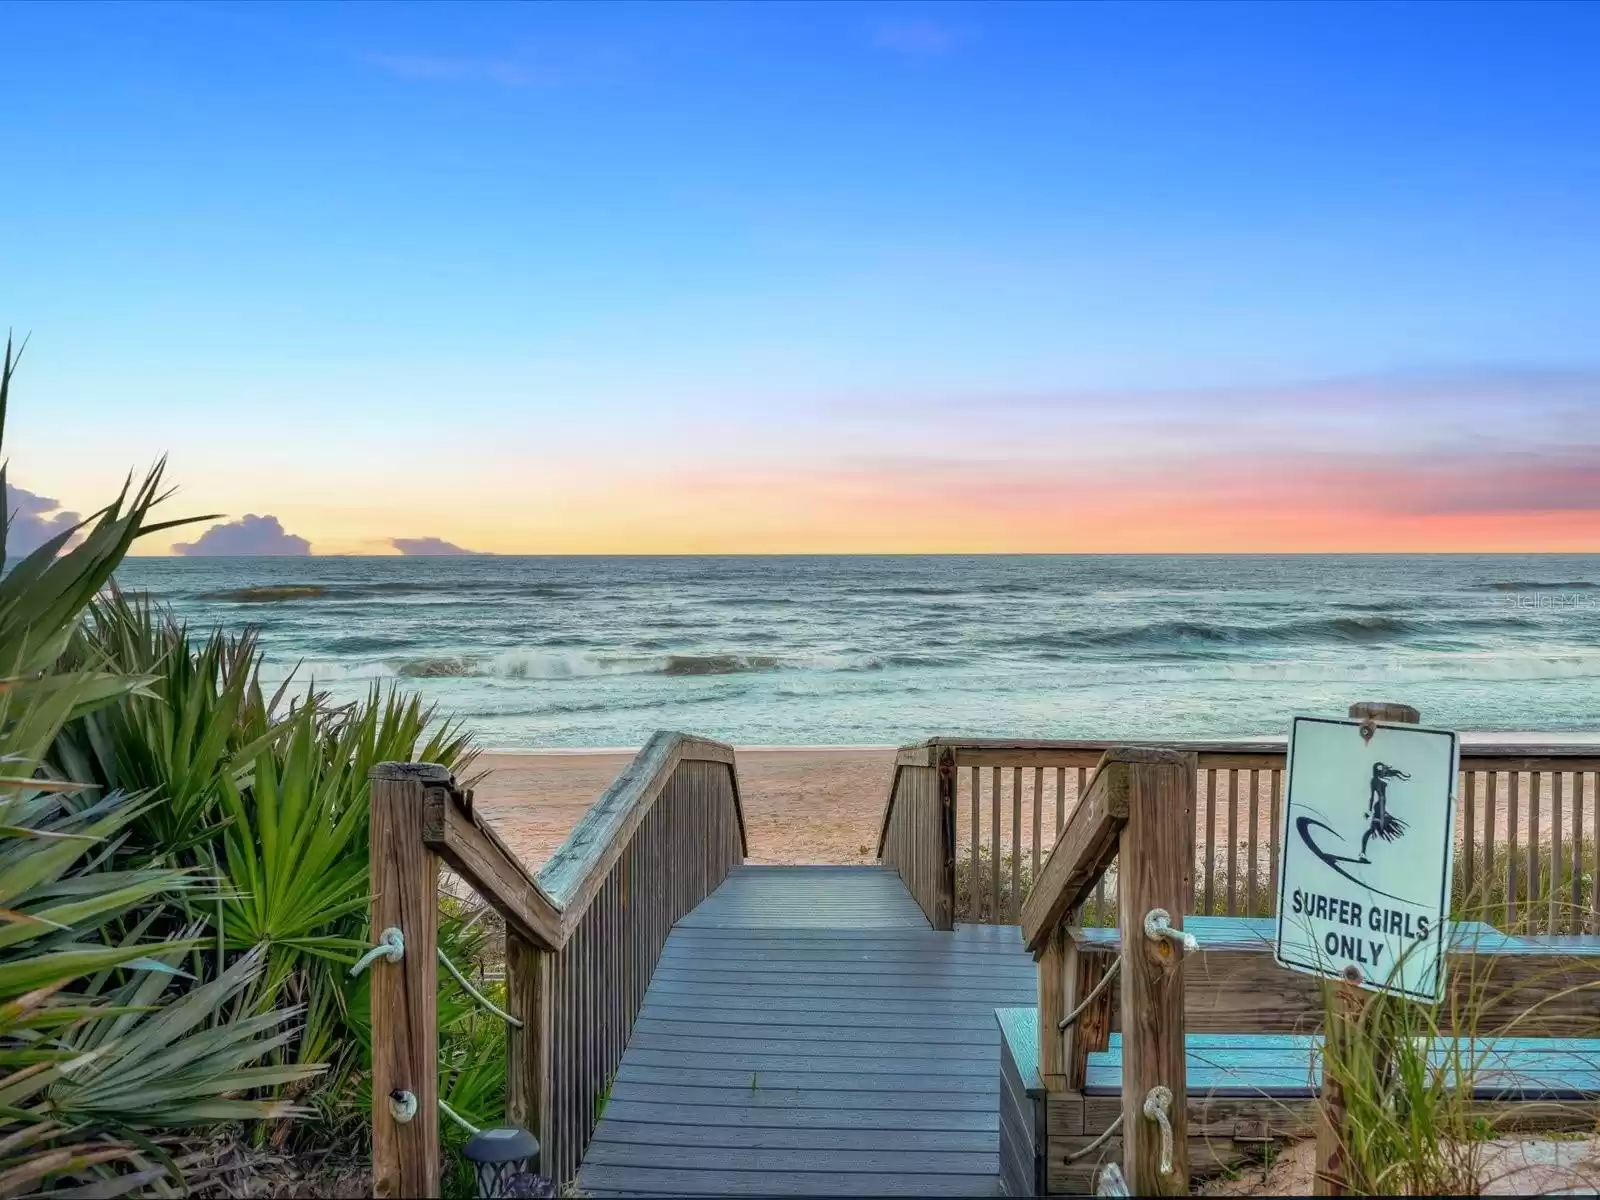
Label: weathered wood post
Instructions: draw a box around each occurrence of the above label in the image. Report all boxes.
[369,762,446,1199]
[935,745,957,931]
[504,934,552,1166]
[1117,749,1194,1196]
[1313,701,1419,1197]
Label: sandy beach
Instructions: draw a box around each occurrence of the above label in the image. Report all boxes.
[473,747,901,868]
[471,743,1598,874]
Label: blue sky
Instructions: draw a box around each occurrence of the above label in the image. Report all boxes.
[4,0,1599,553]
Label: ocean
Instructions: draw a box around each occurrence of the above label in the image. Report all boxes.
[112,555,1600,749]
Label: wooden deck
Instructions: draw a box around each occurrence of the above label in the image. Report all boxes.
[576,866,1036,1196]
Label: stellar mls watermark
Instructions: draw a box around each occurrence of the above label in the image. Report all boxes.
[1499,592,1600,611]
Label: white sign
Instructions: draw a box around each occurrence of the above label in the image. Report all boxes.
[1273,715,1459,1002]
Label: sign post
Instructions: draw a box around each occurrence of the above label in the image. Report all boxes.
[1272,702,1459,1195]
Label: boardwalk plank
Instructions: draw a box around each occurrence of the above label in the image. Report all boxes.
[575,866,1031,1197]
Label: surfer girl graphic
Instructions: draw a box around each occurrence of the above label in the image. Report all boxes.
[1359,762,1410,859]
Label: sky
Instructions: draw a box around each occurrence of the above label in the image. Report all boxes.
[4,0,1599,555]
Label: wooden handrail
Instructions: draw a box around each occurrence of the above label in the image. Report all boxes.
[422,785,563,950]
[1015,745,1194,1194]
[882,735,1600,932]
[368,731,747,1197]
[537,732,745,925]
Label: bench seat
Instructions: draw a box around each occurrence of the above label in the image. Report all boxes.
[1084,1031,1600,1100]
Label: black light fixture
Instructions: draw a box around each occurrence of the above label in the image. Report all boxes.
[461,1127,549,1198]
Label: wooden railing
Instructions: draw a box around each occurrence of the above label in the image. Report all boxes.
[367,731,746,1197]
[878,744,953,928]
[879,737,1600,934]
[1020,747,1195,1195]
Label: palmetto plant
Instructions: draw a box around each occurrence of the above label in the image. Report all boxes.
[55,580,492,1152]
[0,334,312,1194]
[51,589,289,857]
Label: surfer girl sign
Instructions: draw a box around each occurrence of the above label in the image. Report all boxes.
[1274,711,1460,1002]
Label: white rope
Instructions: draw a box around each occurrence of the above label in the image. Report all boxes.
[1059,956,1122,1030]
[438,1097,480,1136]
[1064,1113,1123,1163]
[350,927,405,978]
[438,947,524,1028]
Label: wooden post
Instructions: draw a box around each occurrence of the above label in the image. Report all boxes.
[1117,750,1192,1196]
[370,762,446,1200]
[1063,939,1113,1092]
[506,932,552,1163]
[1037,923,1068,1090]
[935,746,957,931]
[1314,702,1420,1196]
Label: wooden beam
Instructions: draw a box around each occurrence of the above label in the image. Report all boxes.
[538,731,743,930]
[935,746,956,931]
[1067,939,1116,1091]
[1037,924,1068,1090]
[1117,751,1192,1196]
[1021,750,1192,952]
[423,787,563,951]
[369,762,444,1200]
[505,932,551,1154]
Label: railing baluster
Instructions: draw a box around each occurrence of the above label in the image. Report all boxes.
[1204,768,1217,916]
[1529,770,1542,933]
[1508,771,1521,929]
[1074,767,1087,924]
[970,765,980,922]
[1575,771,1588,934]
[1463,770,1477,901]
[1055,766,1066,835]
[1268,767,1282,916]
[1032,765,1044,887]
[1225,769,1239,916]
[1551,771,1564,934]
[1478,771,1491,921]
[1011,766,1023,923]
[991,766,1002,923]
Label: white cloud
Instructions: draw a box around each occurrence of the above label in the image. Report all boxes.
[5,481,81,559]
[173,514,312,556]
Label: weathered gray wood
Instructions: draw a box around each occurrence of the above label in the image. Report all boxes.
[969,765,981,923]
[575,866,1035,1197]
[601,1100,998,1130]
[576,1166,994,1196]
[423,786,562,950]
[937,748,956,930]
[1117,752,1193,1195]
[1023,752,1184,952]
[538,731,742,918]
[1037,923,1067,1089]
[991,766,1002,923]
[506,932,551,1151]
[369,762,444,1199]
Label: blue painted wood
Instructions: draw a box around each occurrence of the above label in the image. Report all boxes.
[1077,915,1513,952]
[994,1007,1044,1096]
[575,866,1033,1197]
[1082,1031,1600,1099]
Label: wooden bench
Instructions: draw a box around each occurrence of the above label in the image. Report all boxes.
[999,920,1600,1195]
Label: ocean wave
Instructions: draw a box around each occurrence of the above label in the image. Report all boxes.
[1480,580,1600,592]
[660,653,781,676]
[1108,652,1600,685]
[202,585,331,603]
[1002,613,1511,654]
[286,647,938,683]
[397,657,476,678]
[199,580,578,603]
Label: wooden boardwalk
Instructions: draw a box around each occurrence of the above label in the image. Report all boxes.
[576,866,1036,1196]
